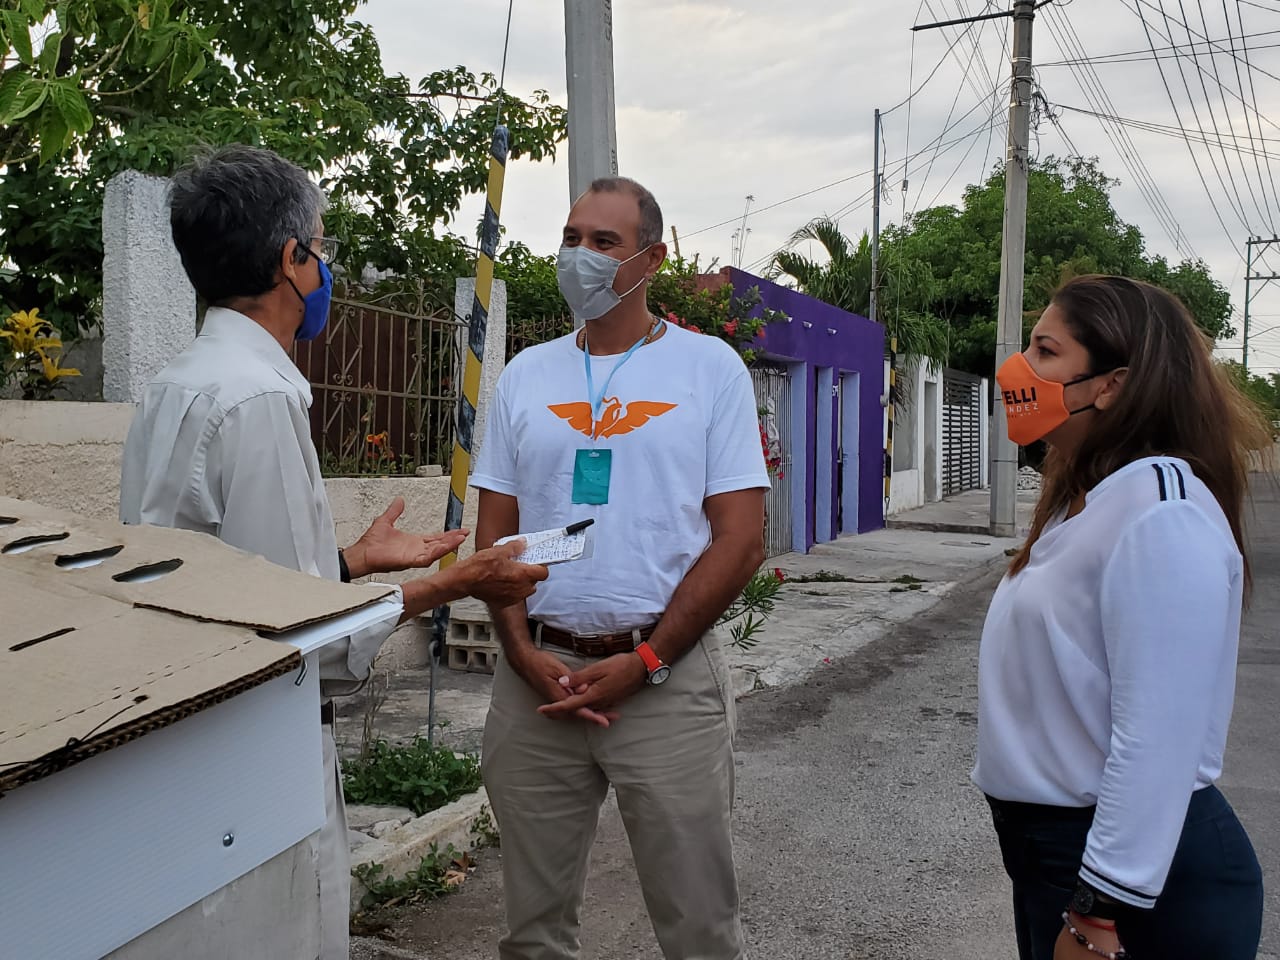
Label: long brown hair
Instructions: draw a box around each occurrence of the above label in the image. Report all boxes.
[1010,274,1272,583]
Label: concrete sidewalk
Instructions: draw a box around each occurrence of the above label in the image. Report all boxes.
[334,505,1024,758]
[886,487,1037,535]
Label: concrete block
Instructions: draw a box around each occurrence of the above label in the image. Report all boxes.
[101,171,196,403]
[371,820,402,839]
[349,788,491,915]
[345,804,416,833]
[447,641,500,675]
[348,830,373,848]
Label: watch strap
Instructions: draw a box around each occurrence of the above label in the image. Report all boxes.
[635,641,664,674]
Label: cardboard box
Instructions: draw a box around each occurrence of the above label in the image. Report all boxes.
[0,495,402,958]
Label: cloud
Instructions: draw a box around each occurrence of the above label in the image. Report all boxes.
[359,0,1280,370]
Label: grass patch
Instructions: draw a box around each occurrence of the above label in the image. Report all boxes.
[352,844,467,912]
[343,737,481,816]
[784,570,857,584]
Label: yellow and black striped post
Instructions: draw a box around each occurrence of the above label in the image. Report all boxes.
[428,125,509,740]
[884,336,897,514]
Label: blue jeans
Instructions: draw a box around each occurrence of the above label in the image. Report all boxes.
[987,786,1263,960]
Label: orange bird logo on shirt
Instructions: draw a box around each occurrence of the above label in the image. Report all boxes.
[548,398,677,439]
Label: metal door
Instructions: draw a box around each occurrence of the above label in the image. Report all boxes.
[942,369,982,496]
[750,364,793,558]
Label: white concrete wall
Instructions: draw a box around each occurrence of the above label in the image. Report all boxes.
[887,358,943,515]
[0,399,480,672]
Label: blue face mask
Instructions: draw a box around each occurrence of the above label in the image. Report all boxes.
[287,244,333,341]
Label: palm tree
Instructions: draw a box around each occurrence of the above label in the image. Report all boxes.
[771,218,949,367]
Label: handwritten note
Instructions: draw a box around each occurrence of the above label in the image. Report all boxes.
[496,526,593,566]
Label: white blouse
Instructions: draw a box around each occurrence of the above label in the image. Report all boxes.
[974,456,1245,909]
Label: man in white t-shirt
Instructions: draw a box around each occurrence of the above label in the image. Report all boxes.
[472,177,769,960]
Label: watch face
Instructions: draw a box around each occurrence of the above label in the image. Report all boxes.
[1072,884,1095,915]
[649,665,672,685]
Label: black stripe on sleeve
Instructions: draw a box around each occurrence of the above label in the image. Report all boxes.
[1171,464,1187,500]
[1152,463,1168,501]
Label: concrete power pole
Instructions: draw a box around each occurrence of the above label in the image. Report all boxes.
[870,108,881,329]
[564,0,619,205]
[989,0,1037,538]
[1244,235,1280,376]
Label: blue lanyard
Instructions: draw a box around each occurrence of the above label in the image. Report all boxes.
[583,321,661,420]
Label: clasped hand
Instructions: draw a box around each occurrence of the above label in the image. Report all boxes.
[510,647,648,728]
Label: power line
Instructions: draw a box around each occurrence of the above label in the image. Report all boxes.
[1037,28,1280,64]
[1134,0,1245,258]
[743,104,1007,276]
[1134,0,1280,81]
[1166,0,1257,232]
[1043,4,1196,258]
[1237,1,1280,228]
[908,0,998,215]
[1054,104,1280,159]
[1224,0,1279,228]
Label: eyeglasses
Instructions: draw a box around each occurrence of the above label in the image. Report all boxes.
[298,235,342,264]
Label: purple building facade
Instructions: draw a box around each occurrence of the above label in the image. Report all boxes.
[727,268,886,552]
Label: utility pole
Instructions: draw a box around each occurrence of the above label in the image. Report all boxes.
[870,108,881,329]
[914,0,1035,537]
[1244,235,1280,376]
[564,0,619,204]
[992,0,1035,538]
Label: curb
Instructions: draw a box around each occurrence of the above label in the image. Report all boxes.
[884,519,994,535]
[349,787,492,915]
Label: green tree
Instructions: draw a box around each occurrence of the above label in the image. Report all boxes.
[0,0,567,337]
[875,157,1232,377]
[770,218,950,365]
[1220,360,1280,425]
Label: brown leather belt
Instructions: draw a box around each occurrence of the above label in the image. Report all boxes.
[531,620,657,658]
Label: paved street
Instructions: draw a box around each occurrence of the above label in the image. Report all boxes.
[356,477,1279,960]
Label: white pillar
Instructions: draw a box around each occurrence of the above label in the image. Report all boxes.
[454,278,507,470]
[101,172,196,403]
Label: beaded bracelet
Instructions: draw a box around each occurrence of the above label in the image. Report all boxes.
[1061,911,1129,959]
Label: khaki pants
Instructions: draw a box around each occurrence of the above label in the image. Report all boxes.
[481,630,743,960]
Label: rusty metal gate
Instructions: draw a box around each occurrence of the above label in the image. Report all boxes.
[751,363,794,559]
[942,368,983,496]
[292,297,463,475]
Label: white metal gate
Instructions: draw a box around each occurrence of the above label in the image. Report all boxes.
[751,364,793,559]
[942,369,983,497]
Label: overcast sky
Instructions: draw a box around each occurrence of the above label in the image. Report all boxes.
[361,0,1280,374]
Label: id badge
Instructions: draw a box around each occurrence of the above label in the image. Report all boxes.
[572,448,612,504]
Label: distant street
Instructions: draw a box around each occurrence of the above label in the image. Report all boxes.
[357,476,1279,960]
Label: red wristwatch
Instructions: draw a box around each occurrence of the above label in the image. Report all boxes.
[636,642,671,686]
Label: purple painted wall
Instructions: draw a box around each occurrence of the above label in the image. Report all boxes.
[727,268,886,542]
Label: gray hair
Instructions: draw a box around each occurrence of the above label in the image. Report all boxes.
[169,144,327,305]
[588,176,664,249]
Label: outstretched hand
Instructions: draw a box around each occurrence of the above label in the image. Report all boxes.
[345,497,468,577]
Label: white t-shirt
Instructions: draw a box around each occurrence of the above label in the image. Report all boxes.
[973,456,1245,909]
[471,323,770,635]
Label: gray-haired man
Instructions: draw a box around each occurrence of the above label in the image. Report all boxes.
[120,144,547,958]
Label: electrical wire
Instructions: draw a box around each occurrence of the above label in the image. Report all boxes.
[1044,4,1198,258]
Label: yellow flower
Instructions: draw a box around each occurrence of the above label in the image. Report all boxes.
[0,309,59,357]
[36,348,80,383]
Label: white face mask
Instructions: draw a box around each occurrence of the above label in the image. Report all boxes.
[556,244,651,322]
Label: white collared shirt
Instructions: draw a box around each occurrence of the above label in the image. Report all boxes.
[974,456,1244,909]
[120,307,401,695]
